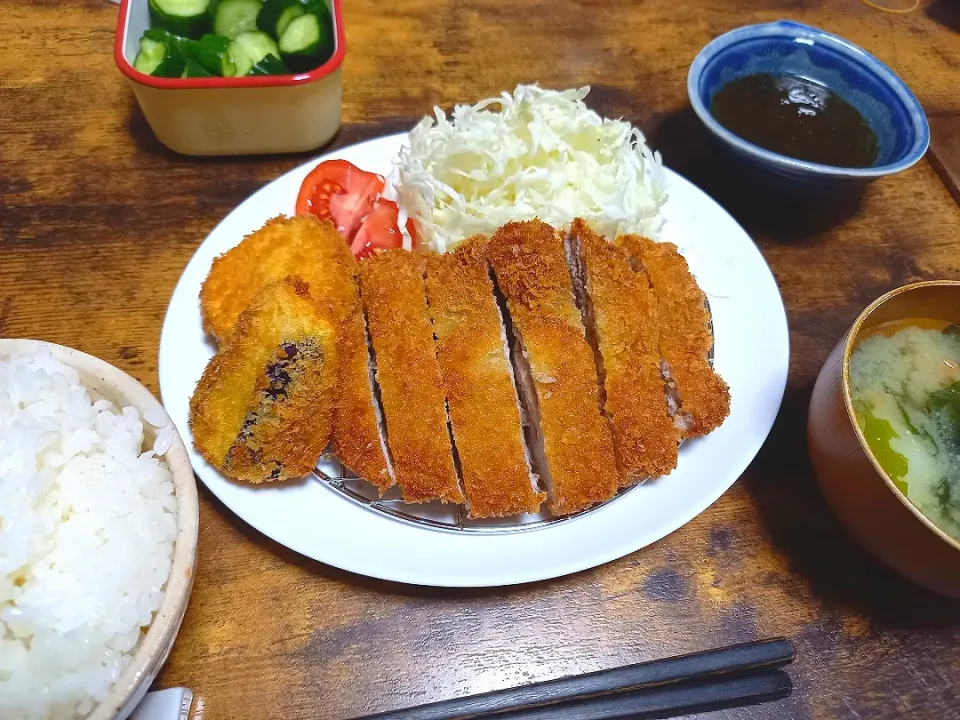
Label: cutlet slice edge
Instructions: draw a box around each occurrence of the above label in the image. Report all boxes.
[427,248,546,517]
[326,270,397,492]
[615,234,731,437]
[563,221,622,477]
[567,220,679,484]
[359,250,465,505]
[487,266,546,513]
[362,303,397,486]
[486,220,621,516]
[490,267,554,510]
[459,233,552,512]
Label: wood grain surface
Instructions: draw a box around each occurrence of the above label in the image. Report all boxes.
[3,1,960,718]
[930,114,960,206]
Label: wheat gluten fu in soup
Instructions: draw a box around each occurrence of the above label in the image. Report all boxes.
[0,348,177,720]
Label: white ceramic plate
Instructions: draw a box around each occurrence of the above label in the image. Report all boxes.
[159,133,789,588]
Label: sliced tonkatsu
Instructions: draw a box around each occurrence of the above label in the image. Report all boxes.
[190,277,338,484]
[425,250,545,518]
[617,235,731,437]
[485,220,621,515]
[360,250,465,504]
[567,219,679,483]
[199,214,393,490]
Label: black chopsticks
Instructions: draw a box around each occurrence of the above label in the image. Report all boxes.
[351,638,794,720]
[467,669,792,720]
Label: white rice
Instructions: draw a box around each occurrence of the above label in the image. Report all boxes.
[0,348,177,720]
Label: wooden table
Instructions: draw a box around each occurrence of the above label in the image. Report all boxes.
[3,1,960,718]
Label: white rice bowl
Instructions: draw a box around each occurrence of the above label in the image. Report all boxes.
[0,348,178,720]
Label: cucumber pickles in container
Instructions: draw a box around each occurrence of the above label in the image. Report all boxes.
[114,0,345,156]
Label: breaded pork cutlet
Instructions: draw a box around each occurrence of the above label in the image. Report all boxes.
[617,235,731,436]
[425,251,545,518]
[360,250,464,504]
[199,215,393,491]
[190,277,338,484]
[485,220,620,515]
[567,220,679,484]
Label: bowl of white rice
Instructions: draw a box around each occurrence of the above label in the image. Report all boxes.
[0,339,199,720]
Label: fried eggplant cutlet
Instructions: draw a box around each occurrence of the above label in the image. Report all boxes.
[199,215,393,491]
[360,250,464,504]
[567,220,679,484]
[485,220,620,515]
[617,235,731,437]
[190,277,338,483]
[425,251,545,518]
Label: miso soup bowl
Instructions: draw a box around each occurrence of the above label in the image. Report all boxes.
[808,281,960,598]
[114,0,345,156]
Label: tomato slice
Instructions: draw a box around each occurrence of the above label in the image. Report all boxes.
[350,200,418,259]
[296,160,385,240]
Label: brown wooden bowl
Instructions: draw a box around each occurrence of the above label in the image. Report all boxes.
[808,280,960,598]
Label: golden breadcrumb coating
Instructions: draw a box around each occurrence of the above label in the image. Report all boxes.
[189,277,337,483]
[199,214,392,489]
[360,250,464,504]
[426,251,545,518]
[201,215,337,342]
[617,235,731,436]
[569,219,679,483]
[486,220,620,515]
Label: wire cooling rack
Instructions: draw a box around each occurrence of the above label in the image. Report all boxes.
[313,301,715,535]
[313,453,634,535]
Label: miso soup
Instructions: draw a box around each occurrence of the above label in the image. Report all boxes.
[849,320,960,543]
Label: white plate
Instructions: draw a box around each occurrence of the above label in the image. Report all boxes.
[159,133,789,588]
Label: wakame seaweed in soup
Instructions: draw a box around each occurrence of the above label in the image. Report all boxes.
[849,322,960,543]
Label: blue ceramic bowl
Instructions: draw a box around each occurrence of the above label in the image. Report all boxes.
[687,20,929,185]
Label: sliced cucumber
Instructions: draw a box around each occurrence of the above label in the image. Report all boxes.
[148,0,210,39]
[182,58,213,77]
[248,53,290,75]
[275,4,305,37]
[278,13,331,72]
[187,33,233,75]
[152,53,187,78]
[305,0,331,22]
[233,29,280,61]
[257,0,305,39]
[140,29,231,76]
[211,0,263,39]
[226,30,280,76]
[143,27,188,53]
[133,36,169,75]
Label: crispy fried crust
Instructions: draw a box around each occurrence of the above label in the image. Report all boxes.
[201,215,338,342]
[570,220,679,483]
[189,277,337,483]
[618,235,731,436]
[360,250,464,504]
[199,215,391,488]
[486,220,620,515]
[330,301,396,491]
[425,252,545,518]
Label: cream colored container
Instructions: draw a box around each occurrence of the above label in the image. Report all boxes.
[115,0,344,156]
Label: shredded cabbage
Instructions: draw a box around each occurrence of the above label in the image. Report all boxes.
[390,84,667,253]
